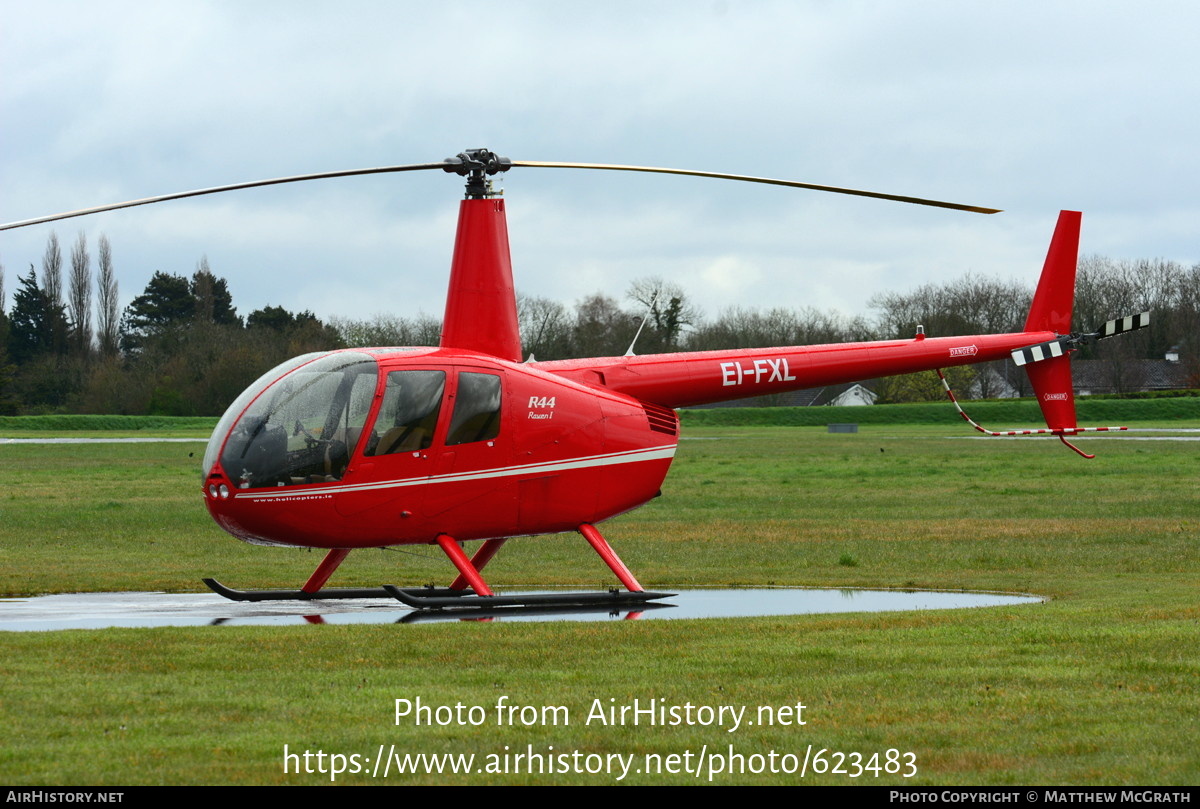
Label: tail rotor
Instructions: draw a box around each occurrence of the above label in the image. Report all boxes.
[1010,311,1151,368]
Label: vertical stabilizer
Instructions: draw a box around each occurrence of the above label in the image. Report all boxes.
[1024,211,1081,432]
[1024,210,1081,333]
[440,198,522,362]
[1025,355,1078,432]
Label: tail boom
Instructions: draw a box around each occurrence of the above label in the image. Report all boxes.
[535,330,1056,410]
[540,209,1135,458]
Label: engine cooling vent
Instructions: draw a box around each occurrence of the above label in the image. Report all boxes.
[641,402,679,436]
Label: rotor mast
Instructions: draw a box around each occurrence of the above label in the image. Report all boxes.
[438,150,523,362]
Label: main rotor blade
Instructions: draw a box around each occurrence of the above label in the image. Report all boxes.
[511,160,1001,214]
[0,162,448,230]
[2,152,1001,231]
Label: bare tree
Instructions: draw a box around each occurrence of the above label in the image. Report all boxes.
[626,276,698,352]
[875,366,976,404]
[517,293,573,360]
[1131,258,1191,360]
[38,232,68,354]
[687,305,874,351]
[330,313,442,347]
[41,232,63,307]
[869,274,1029,340]
[96,235,120,357]
[868,274,1032,399]
[572,293,639,358]
[68,232,92,354]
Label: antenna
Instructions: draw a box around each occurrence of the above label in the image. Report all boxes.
[625,290,660,357]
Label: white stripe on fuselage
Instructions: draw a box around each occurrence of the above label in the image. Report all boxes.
[233,444,678,501]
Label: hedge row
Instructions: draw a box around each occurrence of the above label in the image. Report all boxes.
[2,398,1197,432]
[679,397,1200,427]
[0,415,220,432]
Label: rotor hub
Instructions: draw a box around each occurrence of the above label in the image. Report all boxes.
[443,148,512,198]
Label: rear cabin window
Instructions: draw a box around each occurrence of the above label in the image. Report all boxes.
[446,372,502,445]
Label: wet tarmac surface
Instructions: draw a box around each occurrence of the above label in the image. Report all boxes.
[0,587,1042,629]
[0,437,207,443]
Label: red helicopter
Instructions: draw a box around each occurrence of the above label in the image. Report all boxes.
[2,149,1147,610]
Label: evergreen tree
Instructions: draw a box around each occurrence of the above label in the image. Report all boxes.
[190,257,240,326]
[0,261,8,346]
[0,340,15,414]
[119,271,195,353]
[246,304,297,332]
[8,267,66,365]
[247,305,342,355]
[0,264,13,413]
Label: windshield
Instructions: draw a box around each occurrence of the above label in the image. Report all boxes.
[208,352,379,488]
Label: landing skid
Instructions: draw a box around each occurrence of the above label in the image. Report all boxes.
[383,585,674,610]
[203,578,470,603]
[204,577,673,610]
[205,523,667,611]
[397,600,676,623]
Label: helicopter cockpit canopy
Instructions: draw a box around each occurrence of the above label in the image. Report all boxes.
[203,351,378,488]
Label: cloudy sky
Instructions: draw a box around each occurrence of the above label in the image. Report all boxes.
[2,1,1197,329]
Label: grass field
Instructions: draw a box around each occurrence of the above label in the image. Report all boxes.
[1,421,1197,785]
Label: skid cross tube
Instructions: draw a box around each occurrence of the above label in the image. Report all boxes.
[579,523,644,592]
[449,538,509,591]
[302,548,352,594]
[436,534,495,596]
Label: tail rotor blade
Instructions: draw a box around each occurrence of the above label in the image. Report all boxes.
[1096,311,1150,340]
[1011,340,1068,367]
[1013,310,1152,366]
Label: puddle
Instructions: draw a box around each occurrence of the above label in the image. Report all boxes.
[0,587,1041,630]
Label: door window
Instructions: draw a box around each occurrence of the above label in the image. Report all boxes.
[446,372,502,445]
[364,370,446,456]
